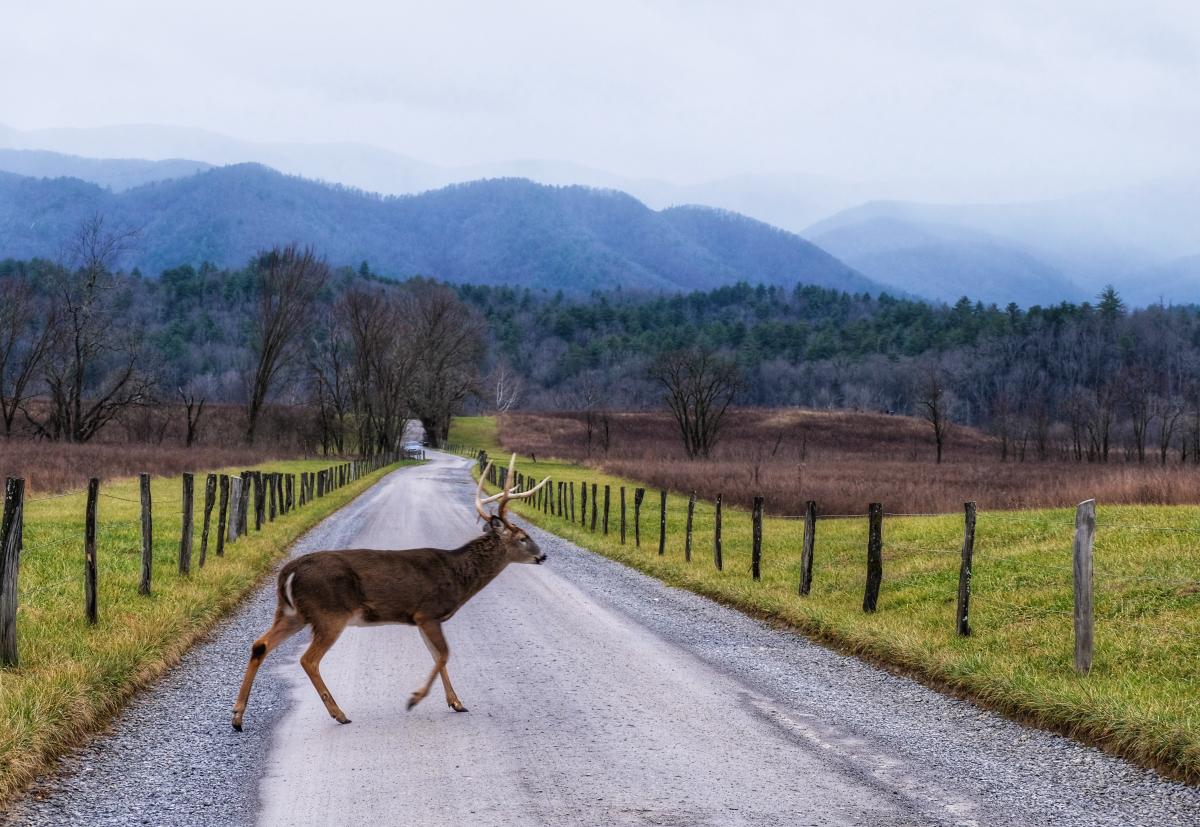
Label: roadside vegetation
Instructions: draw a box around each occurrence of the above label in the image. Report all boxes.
[453,415,1200,782]
[0,458,414,806]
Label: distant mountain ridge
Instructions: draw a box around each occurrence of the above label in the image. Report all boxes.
[0,148,212,191]
[806,181,1200,305]
[810,217,1086,306]
[0,164,880,295]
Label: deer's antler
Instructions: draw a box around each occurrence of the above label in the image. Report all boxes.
[475,461,506,521]
[494,454,549,528]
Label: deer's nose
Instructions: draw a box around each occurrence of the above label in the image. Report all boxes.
[534,553,548,564]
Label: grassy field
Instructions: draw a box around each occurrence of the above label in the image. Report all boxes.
[494,409,1200,513]
[0,457,414,805]
[451,415,1200,782]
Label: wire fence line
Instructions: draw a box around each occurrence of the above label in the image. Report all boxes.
[0,455,400,667]
[457,442,1200,676]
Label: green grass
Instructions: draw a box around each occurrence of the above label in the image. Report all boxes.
[0,457,417,804]
[452,416,1200,782]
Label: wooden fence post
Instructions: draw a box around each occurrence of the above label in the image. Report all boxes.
[956,501,976,636]
[85,478,99,624]
[199,473,216,567]
[751,496,763,580]
[603,485,610,536]
[179,473,194,575]
[799,500,816,596]
[227,477,241,543]
[634,488,644,547]
[714,494,723,571]
[217,474,230,556]
[581,482,588,527]
[139,473,153,596]
[569,482,576,523]
[620,487,627,544]
[238,472,250,535]
[591,483,599,532]
[685,492,695,562]
[268,474,278,521]
[255,473,265,530]
[1074,499,1096,674]
[658,491,667,556]
[0,477,24,666]
[863,503,883,612]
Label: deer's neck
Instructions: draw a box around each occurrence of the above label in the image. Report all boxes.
[450,537,510,601]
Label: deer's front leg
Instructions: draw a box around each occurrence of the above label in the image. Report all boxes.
[420,626,467,712]
[409,619,449,711]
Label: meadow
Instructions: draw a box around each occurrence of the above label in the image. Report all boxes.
[0,457,412,805]
[494,409,1200,514]
[452,415,1200,782]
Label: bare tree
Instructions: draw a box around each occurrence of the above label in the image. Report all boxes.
[0,267,55,436]
[244,245,329,444]
[491,361,523,413]
[310,307,352,454]
[407,280,485,446]
[649,347,741,459]
[178,376,213,447]
[35,215,152,442]
[914,362,953,464]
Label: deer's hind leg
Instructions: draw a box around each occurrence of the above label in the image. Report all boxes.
[300,619,351,724]
[408,619,450,711]
[232,610,306,731]
[420,626,467,712]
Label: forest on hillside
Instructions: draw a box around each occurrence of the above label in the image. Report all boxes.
[4,227,1200,466]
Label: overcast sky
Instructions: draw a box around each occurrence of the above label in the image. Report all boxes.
[3,1,1198,198]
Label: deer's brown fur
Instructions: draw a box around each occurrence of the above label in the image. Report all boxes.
[231,456,547,731]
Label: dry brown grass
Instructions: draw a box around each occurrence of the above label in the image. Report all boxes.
[497,409,1200,514]
[0,441,298,496]
[0,402,326,495]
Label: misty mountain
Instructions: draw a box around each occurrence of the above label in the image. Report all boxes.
[1123,254,1200,307]
[806,180,1200,304]
[0,124,872,232]
[0,164,879,295]
[0,148,212,192]
[810,217,1085,306]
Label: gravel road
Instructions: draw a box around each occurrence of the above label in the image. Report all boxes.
[6,452,1199,826]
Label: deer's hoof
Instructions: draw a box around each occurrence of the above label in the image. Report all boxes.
[406,694,422,711]
[450,703,469,713]
[336,716,352,725]
[231,712,244,731]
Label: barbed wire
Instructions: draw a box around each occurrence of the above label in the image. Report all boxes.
[26,490,82,503]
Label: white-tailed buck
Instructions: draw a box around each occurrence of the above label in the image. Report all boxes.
[231,455,548,730]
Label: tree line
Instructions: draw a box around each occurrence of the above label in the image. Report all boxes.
[0,216,483,453]
[6,219,1200,465]
[460,281,1200,463]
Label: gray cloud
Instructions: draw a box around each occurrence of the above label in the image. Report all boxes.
[3,0,1197,200]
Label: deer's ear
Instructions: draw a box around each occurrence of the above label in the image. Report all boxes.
[485,515,503,533]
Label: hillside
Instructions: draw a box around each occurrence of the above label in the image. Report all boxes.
[806,180,1200,304]
[810,217,1085,305]
[0,148,211,191]
[0,165,879,295]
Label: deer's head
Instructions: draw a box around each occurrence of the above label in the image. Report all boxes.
[476,454,550,565]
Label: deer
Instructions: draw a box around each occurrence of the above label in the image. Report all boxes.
[231,455,548,731]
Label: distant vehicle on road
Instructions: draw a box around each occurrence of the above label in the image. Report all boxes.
[403,441,425,459]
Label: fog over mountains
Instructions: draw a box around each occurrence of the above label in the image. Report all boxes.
[2,123,1198,306]
[0,163,876,295]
